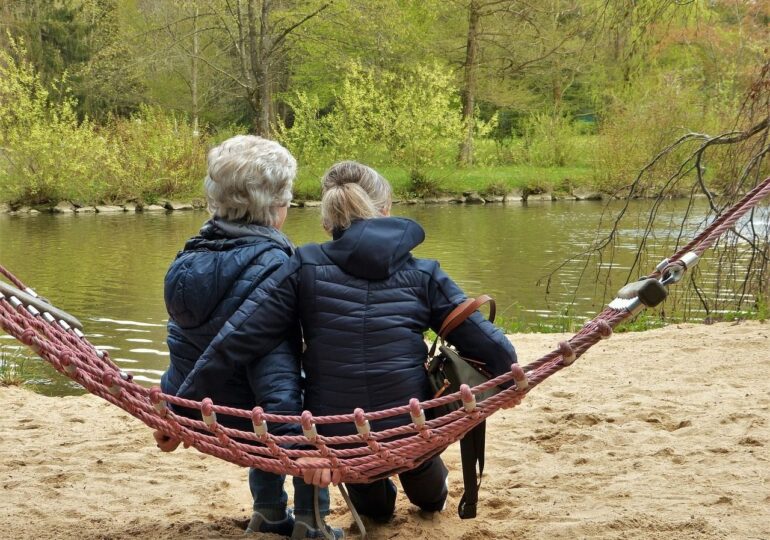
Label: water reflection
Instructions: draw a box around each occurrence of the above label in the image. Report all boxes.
[1,200,766,395]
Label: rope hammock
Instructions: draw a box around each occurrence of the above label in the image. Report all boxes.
[2,176,769,486]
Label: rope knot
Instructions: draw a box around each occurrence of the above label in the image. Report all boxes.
[354,408,371,437]
[101,372,122,397]
[20,328,36,347]
[251,407,268,438]
[60,352,77,376]
[558,340,576,366]
[149,387,167,416]
[409,398,431,438]
[511,363,529,390]
[460,384,477,413]
[201,398,217,427]
[301,410,318,442]
[596,320,613,339]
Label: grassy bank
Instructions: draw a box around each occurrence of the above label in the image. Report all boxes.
[294,164,594,200]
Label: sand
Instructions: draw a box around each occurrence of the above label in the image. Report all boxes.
[1,321,768,540]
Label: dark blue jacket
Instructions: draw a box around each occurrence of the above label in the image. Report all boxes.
[178,217,517,436]
[161,218,302,435]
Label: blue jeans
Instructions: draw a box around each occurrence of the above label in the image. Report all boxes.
[249,468,330,518]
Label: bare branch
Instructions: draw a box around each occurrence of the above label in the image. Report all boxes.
[273,3,331,48]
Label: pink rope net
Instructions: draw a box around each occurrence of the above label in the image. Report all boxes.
[2,176,769,483]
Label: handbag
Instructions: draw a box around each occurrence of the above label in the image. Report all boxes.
[425,295,500,418]
[424,295,500,520]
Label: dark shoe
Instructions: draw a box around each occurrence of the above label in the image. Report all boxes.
[246,508,295,536]
[290,521,345,539]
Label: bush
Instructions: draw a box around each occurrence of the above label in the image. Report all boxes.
[0,39,118,204]
[277,62,463,177]
[107,106,207,202]
[522,111,582,167]
[406,169,441,197]
[0,39,208,206]
[591,73,729,194]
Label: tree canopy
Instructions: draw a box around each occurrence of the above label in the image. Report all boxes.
[1,0,768,200]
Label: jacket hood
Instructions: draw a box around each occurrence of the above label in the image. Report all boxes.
[165,218,293,328]
[321,217,425,280]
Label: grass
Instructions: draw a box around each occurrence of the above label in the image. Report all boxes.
[0,348,28,387]
[294,164,594,200]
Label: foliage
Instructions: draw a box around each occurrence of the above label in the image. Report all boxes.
[522,111,582,168]
[274,92,326,165]
[0,38,113,204]
[0,39,206,206]
[106,106,207,202]
[278,62,464,177]
[591,73,728,195]
[1,1,769,202]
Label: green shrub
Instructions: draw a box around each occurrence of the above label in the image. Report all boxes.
[277,62,463,177]
[522,111,582,167]
[406,169,441,197]
[107,106,207,203]
[0,39,208,206]
[0,39,119,204]
[481,180,509,196]
[591,73,729,194]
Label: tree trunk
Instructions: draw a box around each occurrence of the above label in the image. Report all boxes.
[191,2,199,137]
[256,0,272,137]
[246,0,263,134]
[550,0,562,109]
[459,0,480,166]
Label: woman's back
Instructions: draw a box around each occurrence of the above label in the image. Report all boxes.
[295,217,434,432]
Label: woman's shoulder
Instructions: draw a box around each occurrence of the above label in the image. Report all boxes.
[404,255,441,274]
[294,242,330,264]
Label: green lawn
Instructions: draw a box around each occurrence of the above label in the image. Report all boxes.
[294,164,594,200]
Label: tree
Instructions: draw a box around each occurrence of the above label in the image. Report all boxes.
[0,0,144,119]
[210,0,331,135]
[454,0,593,165]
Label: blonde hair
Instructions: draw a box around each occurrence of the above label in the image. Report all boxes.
[204,135,296,226]
[320,161,392,232]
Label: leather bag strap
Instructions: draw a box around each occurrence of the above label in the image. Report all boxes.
[438,294,496,338]
[429,295,496,357]
[457,421,486,519]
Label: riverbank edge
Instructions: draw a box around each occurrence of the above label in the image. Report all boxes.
[0,187,718,215]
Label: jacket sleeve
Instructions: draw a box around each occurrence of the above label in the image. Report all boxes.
[176,255,303,402]
[426,262,517,378]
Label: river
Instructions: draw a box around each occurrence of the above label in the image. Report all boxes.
[0,199,764,394]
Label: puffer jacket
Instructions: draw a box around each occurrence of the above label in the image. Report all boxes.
[161,217,302,435]
[178,217,517,436]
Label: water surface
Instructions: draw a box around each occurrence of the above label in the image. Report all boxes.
[0,200,763,394]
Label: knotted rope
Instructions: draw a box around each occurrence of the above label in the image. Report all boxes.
[1,176,769,483]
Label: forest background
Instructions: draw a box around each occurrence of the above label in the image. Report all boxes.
[0,0,768,207]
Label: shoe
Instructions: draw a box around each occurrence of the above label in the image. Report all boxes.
[246,508,295,536]
[290,520,345,539]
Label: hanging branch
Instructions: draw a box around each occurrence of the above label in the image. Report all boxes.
[544,60,770,325]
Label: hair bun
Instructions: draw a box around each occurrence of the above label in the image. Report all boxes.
[325,161,367,187]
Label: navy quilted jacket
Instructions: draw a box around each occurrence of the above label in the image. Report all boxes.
[178,217,517,436]
[161,218,302,435]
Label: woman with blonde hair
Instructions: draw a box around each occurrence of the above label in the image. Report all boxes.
[179,160,518,524]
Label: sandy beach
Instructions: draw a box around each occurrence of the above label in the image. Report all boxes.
[1,321,768,540]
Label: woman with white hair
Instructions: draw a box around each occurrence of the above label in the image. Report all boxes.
[178,161,518,525]
[155,135,340,539]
